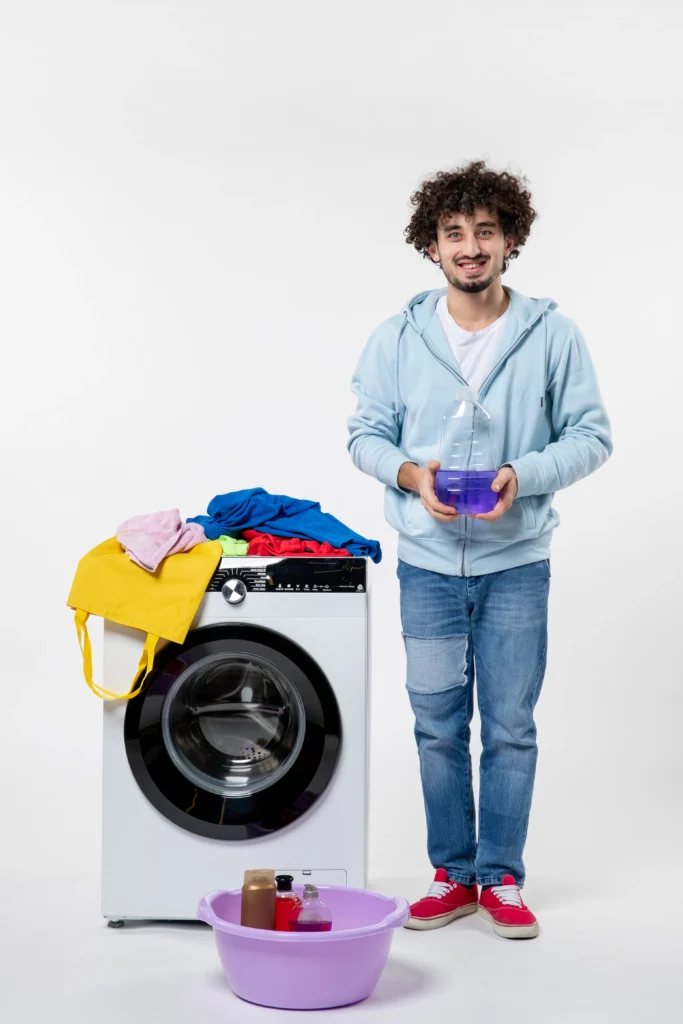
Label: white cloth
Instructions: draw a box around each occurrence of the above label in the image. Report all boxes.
[436,295,508,397]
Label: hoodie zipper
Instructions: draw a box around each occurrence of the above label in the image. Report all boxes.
[404,299,553,578]
[458,313,545,577]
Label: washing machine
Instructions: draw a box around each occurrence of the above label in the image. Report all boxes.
[101,555,369,923]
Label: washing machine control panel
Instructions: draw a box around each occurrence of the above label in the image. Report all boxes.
[207,557,367,594]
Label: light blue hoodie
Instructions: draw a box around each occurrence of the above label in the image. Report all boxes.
[347,286,612,576]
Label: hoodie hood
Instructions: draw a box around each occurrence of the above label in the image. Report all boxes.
[398,286,559,404]
[403,285,558,335]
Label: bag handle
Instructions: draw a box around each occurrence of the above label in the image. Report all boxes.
[74,609,159,700]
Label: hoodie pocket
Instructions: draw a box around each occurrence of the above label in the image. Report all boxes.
[470,497,535,542]
[405,492,462,541]
[521,497,536,532]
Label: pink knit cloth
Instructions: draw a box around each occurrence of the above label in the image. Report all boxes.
[116,509,206,572]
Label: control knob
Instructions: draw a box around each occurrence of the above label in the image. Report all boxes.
[222,578,247,605]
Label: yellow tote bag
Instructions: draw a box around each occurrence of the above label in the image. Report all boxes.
[67,537,222,700]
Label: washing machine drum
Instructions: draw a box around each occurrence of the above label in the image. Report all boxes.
[124,624,341,840]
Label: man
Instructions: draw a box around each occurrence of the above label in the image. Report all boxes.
[347,159,612,939]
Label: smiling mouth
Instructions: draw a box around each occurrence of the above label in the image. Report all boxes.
[459,259,487,272]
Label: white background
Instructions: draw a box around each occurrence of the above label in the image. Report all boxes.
[1,1,682,1018]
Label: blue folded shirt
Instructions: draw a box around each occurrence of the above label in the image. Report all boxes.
[188,488,382,563]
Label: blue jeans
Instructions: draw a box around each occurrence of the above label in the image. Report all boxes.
[397,558,550,887]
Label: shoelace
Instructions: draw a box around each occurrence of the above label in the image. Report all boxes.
[490,883,523,908]
[426,880,456,899]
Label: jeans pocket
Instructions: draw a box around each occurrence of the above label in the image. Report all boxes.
[403,634,469,694]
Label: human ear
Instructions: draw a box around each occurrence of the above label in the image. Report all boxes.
[427,241,441,264]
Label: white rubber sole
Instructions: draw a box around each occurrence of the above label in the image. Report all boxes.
[477,906,540,939]
[404,903,478,931]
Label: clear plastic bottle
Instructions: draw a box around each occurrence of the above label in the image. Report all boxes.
[291,884,332,932]
[435,387,498,515]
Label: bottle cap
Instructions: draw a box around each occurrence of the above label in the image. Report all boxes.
[455,387,477,403]
[302,884,319,900]
[243,869,275,889]
[275,874,294,892]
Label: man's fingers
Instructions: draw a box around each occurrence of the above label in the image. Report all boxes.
[491,466,515,493]
[427,499,459,516]
[473,466,519,520]
[428,508,460,521]
[472,499,511,521]
[420,462,459,520]
[420,477,458,518]
[421,497,459,520]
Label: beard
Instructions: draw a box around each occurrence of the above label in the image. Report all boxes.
[442,256,503,294]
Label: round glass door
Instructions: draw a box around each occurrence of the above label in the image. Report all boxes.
[124,624,341,840]
[161,652,306,798]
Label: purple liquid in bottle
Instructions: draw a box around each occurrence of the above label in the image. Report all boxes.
[292,920,333,932]
[435,469,498,515]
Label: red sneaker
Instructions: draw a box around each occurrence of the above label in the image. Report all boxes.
[404,869,478,931]
[478,875,539,938]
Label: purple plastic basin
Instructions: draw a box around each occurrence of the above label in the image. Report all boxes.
[197,884,410,1010]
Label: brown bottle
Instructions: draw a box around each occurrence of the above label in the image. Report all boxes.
[240,869,276,930]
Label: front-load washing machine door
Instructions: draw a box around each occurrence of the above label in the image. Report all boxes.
[124,624,341,840]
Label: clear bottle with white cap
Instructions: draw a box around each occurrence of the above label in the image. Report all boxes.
[291,884,332,932]
[435,387,498,515]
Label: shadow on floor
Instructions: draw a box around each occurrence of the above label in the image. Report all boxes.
[364,956,434,1007]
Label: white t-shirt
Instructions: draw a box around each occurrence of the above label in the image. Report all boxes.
[436,295,508,397]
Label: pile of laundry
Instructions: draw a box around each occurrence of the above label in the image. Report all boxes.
[68,489,380,700]
[117,487,381,571]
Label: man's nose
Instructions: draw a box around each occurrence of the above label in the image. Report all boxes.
[462,239,482,257]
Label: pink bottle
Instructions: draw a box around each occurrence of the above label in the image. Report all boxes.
[291,884,332,932]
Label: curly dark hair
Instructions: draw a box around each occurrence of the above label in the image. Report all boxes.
[405,159,537,273]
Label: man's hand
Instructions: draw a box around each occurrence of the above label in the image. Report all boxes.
[397,459,459,521]
[419,460,459,520]
[472,466,518,521]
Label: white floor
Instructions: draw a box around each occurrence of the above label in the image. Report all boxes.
[3,871,681,1023]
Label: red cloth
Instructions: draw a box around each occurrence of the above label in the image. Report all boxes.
[243,530,352,558]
